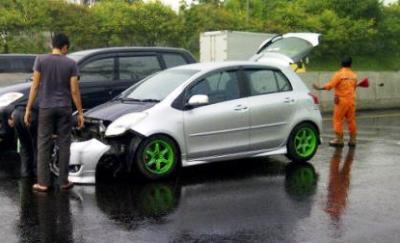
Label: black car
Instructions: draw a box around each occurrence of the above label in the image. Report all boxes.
[0,54,36,73]
[0,54,36,88]
[0,47,196,148]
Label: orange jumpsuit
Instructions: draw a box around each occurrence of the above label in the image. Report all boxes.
[323,68,357,137]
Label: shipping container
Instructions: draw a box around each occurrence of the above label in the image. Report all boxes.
[200,31,274,62]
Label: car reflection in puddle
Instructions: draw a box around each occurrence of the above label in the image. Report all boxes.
[15,158,319,242]
[94,159,318,242]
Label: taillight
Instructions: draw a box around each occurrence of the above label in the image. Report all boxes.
[308,93,320,104]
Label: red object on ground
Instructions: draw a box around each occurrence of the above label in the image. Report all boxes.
[357,77,369,88]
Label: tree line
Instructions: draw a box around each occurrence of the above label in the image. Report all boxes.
[1,0,399,69]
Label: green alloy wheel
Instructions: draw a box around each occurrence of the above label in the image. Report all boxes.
[286,123,319,162]
[136,135,179,180]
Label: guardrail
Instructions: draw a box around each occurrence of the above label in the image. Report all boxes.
[300,71,400,112]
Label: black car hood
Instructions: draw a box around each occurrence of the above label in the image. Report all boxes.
[84,100,156,122]
[0,82,30,96]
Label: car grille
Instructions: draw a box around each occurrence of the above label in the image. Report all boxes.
[72,118,109,142]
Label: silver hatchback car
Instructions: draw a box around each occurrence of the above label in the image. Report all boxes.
[66,60,322,183]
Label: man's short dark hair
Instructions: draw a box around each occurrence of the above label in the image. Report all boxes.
[341,56,352,67]
[52,33,70,49]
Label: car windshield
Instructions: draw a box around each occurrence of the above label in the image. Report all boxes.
[121,69,199,102]
[258,37,313,60]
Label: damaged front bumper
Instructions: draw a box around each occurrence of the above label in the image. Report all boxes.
[68,138,111,184]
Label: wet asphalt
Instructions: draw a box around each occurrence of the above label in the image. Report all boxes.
[1,110,400,243]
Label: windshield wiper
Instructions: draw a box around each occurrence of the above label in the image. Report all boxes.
[119,97,160,103]
[139,98,160,103]
[119,97,140,102]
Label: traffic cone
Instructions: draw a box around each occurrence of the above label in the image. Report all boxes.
[357,77,369,88]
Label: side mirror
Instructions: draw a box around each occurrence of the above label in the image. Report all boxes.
[187,94,209,108]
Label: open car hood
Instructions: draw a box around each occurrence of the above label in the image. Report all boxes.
[250,32,320,66]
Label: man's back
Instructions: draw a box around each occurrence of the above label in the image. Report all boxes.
[333,68,357,100]
[34,54,78,108]
[323,67,357,100]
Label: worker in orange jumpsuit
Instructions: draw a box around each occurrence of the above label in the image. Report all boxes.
[313,57,357,147]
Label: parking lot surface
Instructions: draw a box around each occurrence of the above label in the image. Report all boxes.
[0,110,400,243]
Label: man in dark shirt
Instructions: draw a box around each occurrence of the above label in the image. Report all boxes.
[24,33,84,192]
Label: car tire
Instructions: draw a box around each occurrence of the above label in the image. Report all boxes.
[96,155,121,182]
[135,135,179,180]
[286,123,319,162]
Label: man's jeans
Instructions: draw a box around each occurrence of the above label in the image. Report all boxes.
[37,107,72,186]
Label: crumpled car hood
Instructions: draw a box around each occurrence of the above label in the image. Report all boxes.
[84,100,156,122]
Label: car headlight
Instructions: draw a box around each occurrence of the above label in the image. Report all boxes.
[0,92,24,107]
[105,112,147,137]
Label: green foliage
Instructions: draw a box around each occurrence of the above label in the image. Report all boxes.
[0,0,399,70]
[180,3,245,54]
[197,0,223,5]
[328,0,383,21]
[377,3,400,56]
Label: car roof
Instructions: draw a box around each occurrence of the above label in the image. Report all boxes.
[69,46,190,57]
[171,61,286,72]
[0,54,36,57]
[68,46,194,63]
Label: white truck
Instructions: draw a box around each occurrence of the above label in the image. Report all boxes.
[200,30,275,62]
[200,30,320,73]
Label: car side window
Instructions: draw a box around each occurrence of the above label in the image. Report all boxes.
[275,71,292,92]
[119,55,162,81]
[187,70,240,105]
[0,57,35,73]
[0,58,10,72]
[163,54,187,68]
[245,69,292,96]
[79,57,114,82]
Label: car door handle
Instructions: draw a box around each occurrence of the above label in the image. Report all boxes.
[234,105,248,111]
[284,97,295,103]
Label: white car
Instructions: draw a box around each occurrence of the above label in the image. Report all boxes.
[65,33,322,183]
